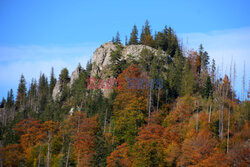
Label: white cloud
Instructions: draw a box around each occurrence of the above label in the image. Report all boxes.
[179,27,250,100]
[0,43,99,98]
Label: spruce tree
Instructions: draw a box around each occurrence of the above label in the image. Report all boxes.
[167,49,183,97]
[49,67,56,95]
[59,68,70,102]
[86,59,92,76]
[114,32,121,44]
[59,68,69,84]
[155,26,169,51]
[202,76,213,98]
[109,45,126,78]
[0,98,6,108]
[199,44,209,72]
[166,27,179,57]
[181,60,195,96]
[16,74,27,107]
[129,25,138,45]
[38,74,49,113]
[140,20,154,47]
[7,89,14,108]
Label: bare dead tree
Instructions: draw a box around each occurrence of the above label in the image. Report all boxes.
[66,142,71,167]
[196,108,199,133]
[148,80,152,125]
[47,132,52,167]
[104,108,108,133]
[242,61,245,101]
[208,105,212,123]
[37,143,42,167]
[157,88,160,111]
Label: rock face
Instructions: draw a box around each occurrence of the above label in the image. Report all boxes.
[91,42,166,78]
[52,67,82,100]
[91,42,117,77]
[52,42,170,99]
[90,42,170,97]
[52,81,62,100]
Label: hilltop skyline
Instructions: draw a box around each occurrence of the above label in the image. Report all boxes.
[0,0,249,100]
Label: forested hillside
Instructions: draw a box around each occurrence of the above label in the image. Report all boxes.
[0,21,249,167]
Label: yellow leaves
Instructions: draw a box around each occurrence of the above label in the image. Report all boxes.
[164,141,181,164]
[130,124,167,166]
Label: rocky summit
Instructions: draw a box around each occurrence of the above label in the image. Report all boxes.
[52,42,169,99]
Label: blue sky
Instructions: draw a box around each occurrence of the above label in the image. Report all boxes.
[0,0,249,100]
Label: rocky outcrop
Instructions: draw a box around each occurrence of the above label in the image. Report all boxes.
[91,42,167,78]
[91,42,117,77]
[70,67,82,86]
[52,67,82,100]
[52,81,62,100]
[52,42,170,99]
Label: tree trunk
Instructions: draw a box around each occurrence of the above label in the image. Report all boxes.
[157,88,160,111]
[58,134,64,167]
[47,132,52,167]
[37,144,42,167]
[104,108,108,133]
[109,117,112,133]
[66,142,71,167]
[227,106,230,153]
[196,108,199,133]
[208,105,212,122]
[148,82,152,125]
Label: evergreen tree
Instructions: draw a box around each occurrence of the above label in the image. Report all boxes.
[129,25,138,45]
[59,68,69,84]
[199,44,209,72]
[211,59,216,84]
[167,49,183,97]
[86,59,92,76]
[140,20,154,47]
[155,26,169,51]
[144,20,151,36]
[27,79,38,112]
[202,76,213,98]
[125,35,128,46]
[49,67,56,96]
[38,74,49,113]
[6,89,14,108]
[71,69,87,107]
[114,32,121,44]
[16,74,27,108]
[138,48,154,72]
[59,68,70,102]
[166,27,179,57]
[109,45,127,78]
[0,97,6,108]
[181,60,196,96]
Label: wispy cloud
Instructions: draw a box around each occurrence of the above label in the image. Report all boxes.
[179,27,250,100]
[0,43,99,98]
[0,28,249,100]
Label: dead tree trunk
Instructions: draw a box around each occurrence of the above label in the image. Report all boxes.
[196,108,199,133]
[227,106,230,153]
[37,144,42,167]
[208,105,212,123]
[47,132,52,167]
[157,88,160,111]
[66,142,71,167]
[104,108,108,133]
[148,81,152,125]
